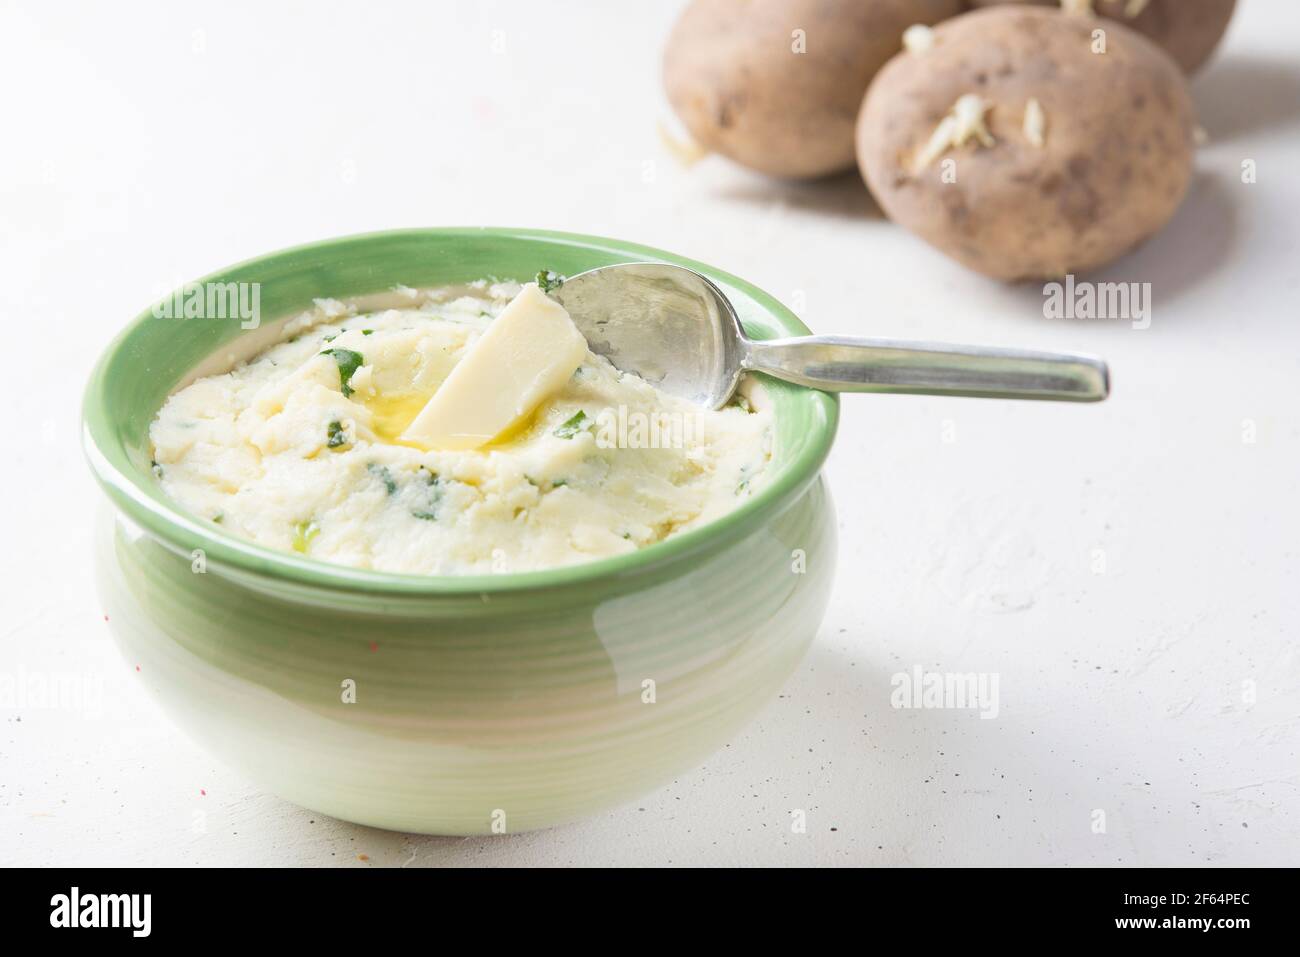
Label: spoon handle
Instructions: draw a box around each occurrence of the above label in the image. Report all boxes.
[743,336,1109,402]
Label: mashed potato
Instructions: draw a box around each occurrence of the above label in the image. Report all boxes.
[150,281,773,574]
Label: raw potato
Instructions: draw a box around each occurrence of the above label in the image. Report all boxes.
[967,0,1237,73]
[856,5,1196,281]
[663,0,965,179]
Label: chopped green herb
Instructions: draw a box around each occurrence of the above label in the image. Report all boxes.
[553,410,590,439]
[361,329,374,336]
[149,459,164,479]
[411,496,441,521]
[535,269,564,293]
[322,334,337,343]
[292,520,320,553]
[367,462,397,495]
[736,464,755,495]
[551,479,568,488]
[320,348,364,396]
[212,512,224,524]
[326,420,349,448]
[411,467,443,520]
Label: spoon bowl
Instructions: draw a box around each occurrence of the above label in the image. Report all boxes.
[554,262,1110,408]
[552,263,746,408]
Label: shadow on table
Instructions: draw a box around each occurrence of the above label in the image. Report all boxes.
[713,169,884,222]
[1079,172,1240,304]
[998,170,1242,329]
[1192,55,1300,143]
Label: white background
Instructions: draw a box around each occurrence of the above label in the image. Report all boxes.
[2,0,1297,866]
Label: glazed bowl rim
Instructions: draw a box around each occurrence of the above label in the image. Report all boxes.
[82,227,839,597]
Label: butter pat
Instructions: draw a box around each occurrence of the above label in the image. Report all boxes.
[401,283,588,450]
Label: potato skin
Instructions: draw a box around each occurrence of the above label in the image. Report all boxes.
[856,5,1196,281]
[664,0,965,179]
[967,0,1237,73]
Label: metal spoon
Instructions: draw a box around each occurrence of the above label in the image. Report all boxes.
[551,262,1109,409]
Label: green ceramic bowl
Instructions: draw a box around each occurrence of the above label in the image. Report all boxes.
[83,228,839,835]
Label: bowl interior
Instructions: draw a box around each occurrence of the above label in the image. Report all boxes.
[83,227,839,594]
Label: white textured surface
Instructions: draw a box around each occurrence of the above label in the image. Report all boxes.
[2,0,1298,867]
